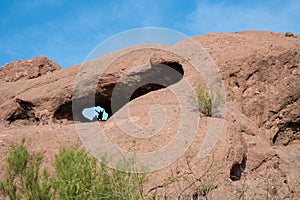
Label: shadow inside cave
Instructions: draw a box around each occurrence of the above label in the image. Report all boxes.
[53,61,184,122]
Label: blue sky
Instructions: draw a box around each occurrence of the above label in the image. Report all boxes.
[1,0,299,68]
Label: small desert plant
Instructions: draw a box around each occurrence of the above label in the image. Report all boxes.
[192,83,224,116]
[234,180,249,200]
[147,155,218,199]
[194,173,218,199]
[110,158,147,199]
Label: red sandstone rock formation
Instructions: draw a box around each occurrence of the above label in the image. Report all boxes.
[0,31,299,199]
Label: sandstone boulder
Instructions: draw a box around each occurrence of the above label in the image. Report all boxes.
[0,56,61,82]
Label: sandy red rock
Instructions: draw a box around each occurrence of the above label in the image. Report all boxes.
[0,31,299,199]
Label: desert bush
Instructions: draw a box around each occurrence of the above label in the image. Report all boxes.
[192,83,224,116]
[6,138,29,176]
[53,148,146,199]
[52,147,99,199]
[0,139,147,200]
[19,155,52,200]
[0,138,52,200]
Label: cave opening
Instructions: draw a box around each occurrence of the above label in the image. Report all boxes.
[53,101,73,121]
[229,154,247,181]
[53,61,184,122]
[82,106,109,121]
[130,83,165,101]
[7,99,39,124]
[272,121,300,145]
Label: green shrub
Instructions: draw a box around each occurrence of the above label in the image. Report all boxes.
[19,155,52,200]
[0,139,147,200]
[53,148,146,199]
[0,138,29,200]
[0,138,52,200]
[192,83,224,116]
[7,138,29,176]
[194,84,212,116]
[0,172,18,200]
[53,147,102,199]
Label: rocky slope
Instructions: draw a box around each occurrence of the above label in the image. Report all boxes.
[0,31,299,199]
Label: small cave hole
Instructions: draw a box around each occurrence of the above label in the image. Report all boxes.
[272,132,279,144]
[7,99,38,124]
[230,154,247,181]
[229,73,237,78]
[53,101,73,121]
[272,121,300,145]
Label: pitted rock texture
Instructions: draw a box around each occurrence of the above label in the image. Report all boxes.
[0,31,299,199]
[0,56,61,82]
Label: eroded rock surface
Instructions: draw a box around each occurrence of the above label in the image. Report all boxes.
[0,56,61,82]
[0,31,299,199]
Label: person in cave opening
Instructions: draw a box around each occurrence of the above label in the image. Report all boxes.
[95,109,106,121]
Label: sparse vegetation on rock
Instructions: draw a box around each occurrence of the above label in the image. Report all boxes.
[192,83,224,116]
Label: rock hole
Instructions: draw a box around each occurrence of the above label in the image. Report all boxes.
[53,61,184,122]
[53,101,73,121]
[230,154,247,181]
[272,121,300,145]
[229,73,237,78]
[130,83,165,101]
[234,81,240,88]
[110,61,184,118]
[7,99,38,124]
[82,106,108,121]
[53,101,110,123]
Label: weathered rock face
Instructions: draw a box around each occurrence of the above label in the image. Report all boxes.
[0,31,299,199]
[0,56,61,82]
[193,31,300,145]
